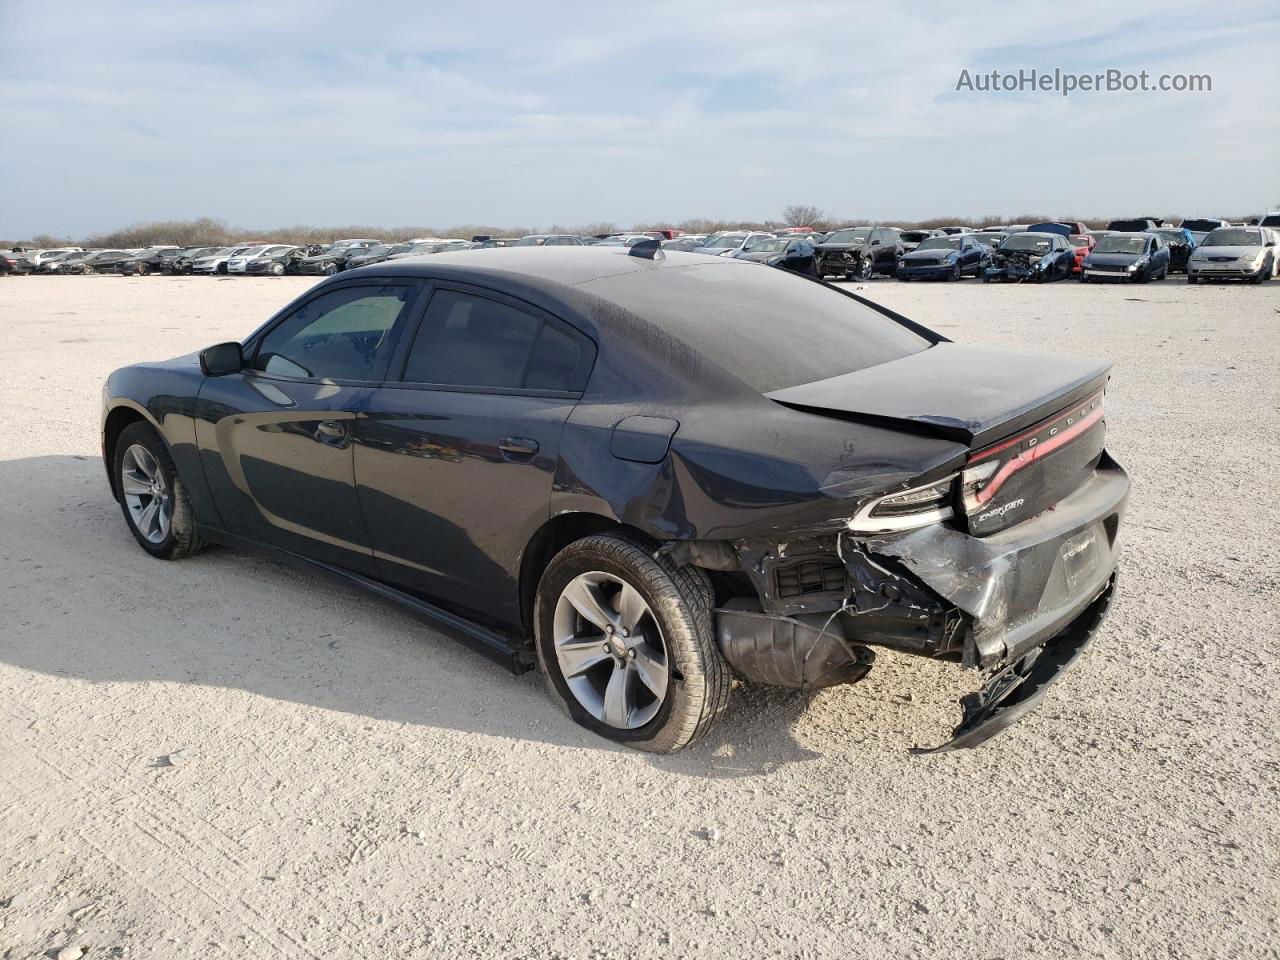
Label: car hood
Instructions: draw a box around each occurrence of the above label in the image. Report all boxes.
[816,241,868,252]
[1084,251,1144,266]
[1194,245,1261,257]
[901,248,957,261]
[765,343,1111,447]
[735,251,785,263]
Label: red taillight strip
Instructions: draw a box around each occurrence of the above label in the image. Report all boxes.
[968,391,1104,464]
[973,404,1104,506]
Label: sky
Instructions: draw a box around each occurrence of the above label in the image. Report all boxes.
[1,1,1277,237]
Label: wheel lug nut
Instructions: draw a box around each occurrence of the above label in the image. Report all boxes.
[627,649,636,659]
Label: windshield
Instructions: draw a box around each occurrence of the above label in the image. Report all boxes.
[1094,236,1149,254]
[237,246,270,257]
[514,237,546,246]
[581,263,930,393]
[1001,235,1052,253]
[916,237,962,252]
[823,228,870,244]
[1203,228,1262,246]
[973,233,1006,245]
[701,234,747,249]
[1151,230,1187,244]
[900,231,930,242]
[745,237,789,252]
[1180,219,1222,233]
[1069,236,1090,247]
[1259,215,1280,227]
[358,245,391,257]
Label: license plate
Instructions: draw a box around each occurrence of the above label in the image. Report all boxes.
[1060,530,1099,592]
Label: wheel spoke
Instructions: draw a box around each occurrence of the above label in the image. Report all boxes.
[557,636,610,678]
[615,583,648,633]
[121,479,150,496]
[139,500,159,536]
[631,644,668,697]
[602,662,631,728]
[562,578,617,632]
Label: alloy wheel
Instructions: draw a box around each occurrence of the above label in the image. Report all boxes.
[120,443,172,544]
[552,571,669,729]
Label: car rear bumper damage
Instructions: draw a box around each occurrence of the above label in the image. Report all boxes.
[705,453,1129,752]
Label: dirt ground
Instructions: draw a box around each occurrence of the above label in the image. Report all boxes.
[1,273,1277,960]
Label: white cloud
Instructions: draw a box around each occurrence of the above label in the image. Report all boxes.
[1,0,1276,236]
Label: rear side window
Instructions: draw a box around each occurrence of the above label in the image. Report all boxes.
[402,289,587,392]
[581,264,930,393]
[253,284,414,381]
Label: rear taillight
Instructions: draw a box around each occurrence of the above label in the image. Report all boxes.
[962,391,1104,512]
[847,475,956,533]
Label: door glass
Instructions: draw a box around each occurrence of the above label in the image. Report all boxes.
[253,285,413,381]
[403,290,541,388]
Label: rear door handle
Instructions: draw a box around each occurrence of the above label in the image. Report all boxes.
[499,437,539,460]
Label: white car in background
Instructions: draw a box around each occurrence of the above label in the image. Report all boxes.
[30,247,83,268]
[693,231,775,256]
[191,245,256,275]
[226,244,297,274]
[1186,226,1275,284]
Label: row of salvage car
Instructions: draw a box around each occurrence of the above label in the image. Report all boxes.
[6,213,1279,284]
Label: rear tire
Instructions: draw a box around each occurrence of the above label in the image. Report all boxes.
[534,533,730,753]
[113,421,205,561]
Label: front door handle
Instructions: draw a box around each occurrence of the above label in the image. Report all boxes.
[315,420,350,446]
[499,437,539,461]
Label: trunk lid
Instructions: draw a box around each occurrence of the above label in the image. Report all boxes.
[767,344,1111,534]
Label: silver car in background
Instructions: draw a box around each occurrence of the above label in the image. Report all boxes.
[1186,226,1275,284]
[191,245,256,275]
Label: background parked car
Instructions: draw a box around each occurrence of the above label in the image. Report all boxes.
[1178,218,1229,244]
[970,230,1009,251]
[896,234,989,281]
[297,240,381,275]
[984,232,1076,282]
[1,250,35,274]
[1080,232,1170,283]
[1106,217,1161,232]
[28,247,83,269]
[660,235,709,252]
[514,235,586,246]
[815,226,902,280]
[898,229,943,252]
[1068,233,1097,274]
[228,244,305,275]
[1186,226,1274,284]
[693,231,774,257]
[61,249,134,274]
[1146,227,1196,273]
[118,246,182,276]
[192,245,258,275]
[730,235,818,275]
[165,246,224,274]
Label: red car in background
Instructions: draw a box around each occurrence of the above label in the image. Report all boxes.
[1069,234,1096,273]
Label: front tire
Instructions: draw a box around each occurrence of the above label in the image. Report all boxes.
[534,533,731,753]
[114,421,205,560]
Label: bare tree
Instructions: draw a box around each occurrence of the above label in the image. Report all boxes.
[782,205,824,228]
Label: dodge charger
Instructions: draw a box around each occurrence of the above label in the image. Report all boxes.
[101,244,1129,753]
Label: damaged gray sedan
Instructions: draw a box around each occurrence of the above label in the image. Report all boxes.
[100,244,1128,753]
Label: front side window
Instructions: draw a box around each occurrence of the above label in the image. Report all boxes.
[402,290,586,392]
[253,284,414,381]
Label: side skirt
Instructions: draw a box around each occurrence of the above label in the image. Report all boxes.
[198,526,535,675]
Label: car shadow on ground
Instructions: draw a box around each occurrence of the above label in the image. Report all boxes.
[1,455,837,778]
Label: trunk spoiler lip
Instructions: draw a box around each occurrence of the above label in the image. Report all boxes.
[765,344,1112,448]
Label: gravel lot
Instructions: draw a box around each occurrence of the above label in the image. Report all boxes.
[1,274,1277,960]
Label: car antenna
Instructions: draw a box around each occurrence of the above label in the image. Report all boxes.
[628,239,665,260]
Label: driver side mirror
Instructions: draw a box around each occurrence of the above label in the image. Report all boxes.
[200,342,244,377]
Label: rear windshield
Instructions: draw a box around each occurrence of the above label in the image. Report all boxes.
[581,263,930,392]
